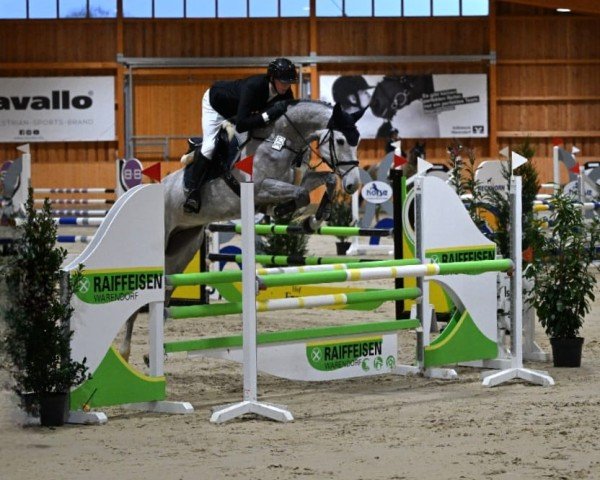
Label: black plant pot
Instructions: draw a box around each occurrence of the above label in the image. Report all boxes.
[335,241,351,255]
[39,392,68,427]
[20,392,40,418]
[550,337,584,368]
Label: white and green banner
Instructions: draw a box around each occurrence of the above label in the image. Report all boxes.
[0,76,115,142]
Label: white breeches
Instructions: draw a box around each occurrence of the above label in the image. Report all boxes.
[201,89,248,159]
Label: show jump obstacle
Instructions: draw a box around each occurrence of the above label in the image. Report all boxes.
[63,162,553,424]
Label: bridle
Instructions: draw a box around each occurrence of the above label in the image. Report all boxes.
[315,128,359,179]
[259,111,359,179]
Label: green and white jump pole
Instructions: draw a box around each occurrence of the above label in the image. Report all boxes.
[208,223,392,238]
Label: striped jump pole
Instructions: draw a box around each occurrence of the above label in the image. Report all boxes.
[53,217,104,226]
[45,209,108,217]
[57,235,95,243]
[33,187,115,194]
[207,252,384,266]
[34,198,115,205]
[534,202,600,212]
[168,258,422,287]
[208,223,392,237]
[167,287,421,320]
[167,259,511,289]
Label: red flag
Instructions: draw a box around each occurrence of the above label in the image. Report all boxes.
[393,149,407,169]
[235,155,254,178]
[142,162,161,182]
[552,137,563,147]
[569,163,581,175]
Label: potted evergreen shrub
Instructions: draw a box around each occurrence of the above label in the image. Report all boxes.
[327,191,355,255]
[260,211,309,263]
[526,190,600,367]
[1,189,88,426]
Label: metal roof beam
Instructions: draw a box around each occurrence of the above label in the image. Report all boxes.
[117,53,495,68]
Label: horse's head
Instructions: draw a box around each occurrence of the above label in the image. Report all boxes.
[318,103,362,195]
[370,75,434,120]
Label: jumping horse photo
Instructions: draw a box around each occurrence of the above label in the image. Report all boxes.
[119,99,363,361]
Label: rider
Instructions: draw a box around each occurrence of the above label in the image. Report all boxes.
[183,57,299,214]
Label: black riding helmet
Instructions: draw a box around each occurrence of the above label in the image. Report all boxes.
[332,76,373,106]
[267,57,298,84]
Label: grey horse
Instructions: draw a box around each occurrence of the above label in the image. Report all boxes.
[119,100,363,361]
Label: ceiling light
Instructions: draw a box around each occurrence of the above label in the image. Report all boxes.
[556,8,571,13]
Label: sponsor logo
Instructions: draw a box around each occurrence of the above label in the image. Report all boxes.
[74,268,163,304]
[427,246,495,263]
[361,181,392,204]
[0,90,93,110]
[307,337,385,372]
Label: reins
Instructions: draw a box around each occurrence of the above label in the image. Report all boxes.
[267,111,359,177]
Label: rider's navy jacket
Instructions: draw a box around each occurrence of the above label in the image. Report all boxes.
[209,74,294,133]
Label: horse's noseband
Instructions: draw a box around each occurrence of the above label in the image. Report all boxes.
[318,129,359,178]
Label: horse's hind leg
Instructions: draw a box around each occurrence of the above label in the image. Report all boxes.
[119,312,137,362]
[119,226,205,365]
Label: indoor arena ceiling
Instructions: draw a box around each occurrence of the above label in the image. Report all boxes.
[498,0,600,15]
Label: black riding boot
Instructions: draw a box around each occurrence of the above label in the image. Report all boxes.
[183,150,210,214]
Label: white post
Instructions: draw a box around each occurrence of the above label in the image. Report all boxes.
[210,181,293,423]
[553,145,560,194]
[408,175,456,380]
[14,144,31,214]
[482,175,554,387]
[148,301,164,377]
[241,182,258,403]
[116,159,123,197]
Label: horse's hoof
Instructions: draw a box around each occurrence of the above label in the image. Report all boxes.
[183,198,201,214]
[302,216,320,233]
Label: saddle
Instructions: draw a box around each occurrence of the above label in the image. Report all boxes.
[183,128,242,195]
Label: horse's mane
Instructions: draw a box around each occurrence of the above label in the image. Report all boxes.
[287,98,333,109]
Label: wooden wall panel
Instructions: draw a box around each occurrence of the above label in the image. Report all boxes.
[317,18,489,56]
[498,103,600,131]
[123,19,310,57]
[497,17,600,60]
[495,10,600,185]
[2,5,600,189]
[0,20,117,62]
[497,65,600,97]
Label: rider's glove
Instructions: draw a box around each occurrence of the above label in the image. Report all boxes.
[263,101,287,124]
[220,119,236,142]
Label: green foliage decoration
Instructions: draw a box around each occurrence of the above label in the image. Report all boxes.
[1,189,88,413]
[326,191,355,242]
[526,191,600,339]
[260,211,309,260]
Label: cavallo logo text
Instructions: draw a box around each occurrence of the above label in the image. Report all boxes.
[0,90,93,110]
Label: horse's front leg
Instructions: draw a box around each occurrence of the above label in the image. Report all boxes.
[297,171,337,230]
[256,178,310,217]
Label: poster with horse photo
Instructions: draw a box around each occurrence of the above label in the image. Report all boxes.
[320,74,488,139]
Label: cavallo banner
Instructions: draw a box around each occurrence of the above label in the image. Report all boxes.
[320,74,488,139]
[0,76,115,142]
